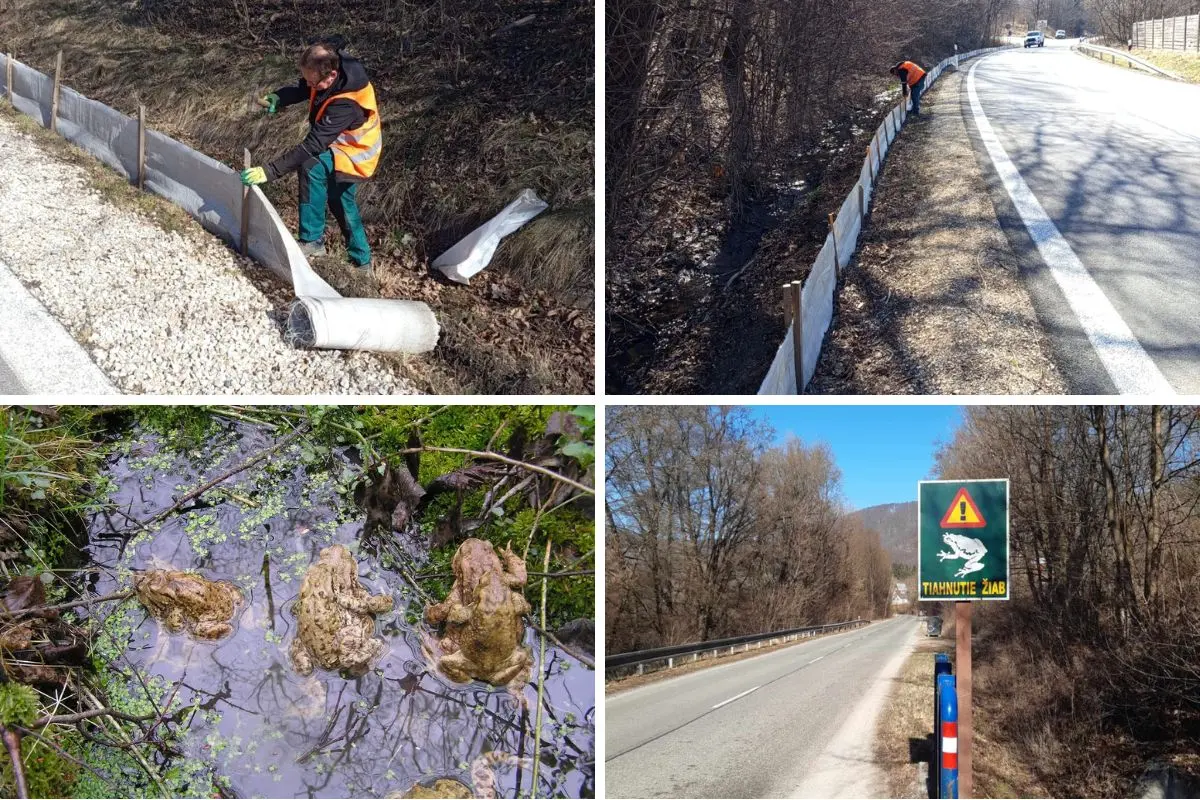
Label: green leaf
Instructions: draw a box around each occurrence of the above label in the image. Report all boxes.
[561,441,594,463]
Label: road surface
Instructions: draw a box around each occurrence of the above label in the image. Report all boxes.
[965,40,1200,393]
[606,616,921,798]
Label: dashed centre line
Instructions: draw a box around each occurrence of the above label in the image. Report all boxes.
[711,685,761,710]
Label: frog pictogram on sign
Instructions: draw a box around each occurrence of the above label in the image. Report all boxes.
[939,487,986,528]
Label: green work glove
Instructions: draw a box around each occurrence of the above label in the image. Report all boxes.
[257,92,280,114]
[240,166,268,186]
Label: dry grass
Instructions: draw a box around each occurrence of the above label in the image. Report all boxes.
[809,68,1066,395]
[0,0,594,393]
[1126,49,1200,83]
[874,636,951,799]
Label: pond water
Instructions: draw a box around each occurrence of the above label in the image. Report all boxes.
[80,419,595,798]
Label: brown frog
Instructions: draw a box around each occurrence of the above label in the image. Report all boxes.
[289,544,394,677]
[395,778,472,799]
[133,570,243,640]
[425,538,532,686]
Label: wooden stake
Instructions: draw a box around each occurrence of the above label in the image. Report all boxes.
[956,601,974,799]
[137,104,146,190]
[240,147,252,255]
[867,142,876,183]
[50,49,62,133]
[857,183,866,219]
[790,280,803,393]
[827,214,840,277]
[5,53,12,106]
[781,282,794,325]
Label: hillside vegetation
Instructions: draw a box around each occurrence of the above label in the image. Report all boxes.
[605,406,893,654]
[0,0,593,393]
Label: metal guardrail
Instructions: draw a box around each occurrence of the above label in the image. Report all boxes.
[607,618,868,675]
[1074,43,1184,80]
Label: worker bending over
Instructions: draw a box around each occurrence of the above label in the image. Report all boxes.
[241,41,381,271]
[890,60,927,116]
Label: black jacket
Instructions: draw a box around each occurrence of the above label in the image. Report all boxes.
[265,51,371,181]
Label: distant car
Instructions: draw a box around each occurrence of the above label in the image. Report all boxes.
[1025,31,1045,47]
[1055,30,1066,39]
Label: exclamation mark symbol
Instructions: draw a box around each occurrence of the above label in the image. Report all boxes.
[959,501,966,522]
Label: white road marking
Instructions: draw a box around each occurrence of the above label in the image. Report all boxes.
[966,58,1174,394]
[807,656,825,664]
[711,685,760,710]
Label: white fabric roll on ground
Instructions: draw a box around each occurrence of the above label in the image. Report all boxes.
[288,297,440,352]
[433,188,549,283]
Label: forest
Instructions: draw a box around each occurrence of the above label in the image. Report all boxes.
[605,406,893,655]
[932,406,1200,795]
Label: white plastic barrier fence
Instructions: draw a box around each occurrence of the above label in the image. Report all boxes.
[757,46,1010,394]
[0,53,439,354]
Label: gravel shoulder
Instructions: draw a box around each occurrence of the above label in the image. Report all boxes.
[0,108,420,394]
[810,67,1067,395]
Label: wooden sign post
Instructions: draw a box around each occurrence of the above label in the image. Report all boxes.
[918,479,1010,800]
[240,147,252,255]
[50,49,62,133]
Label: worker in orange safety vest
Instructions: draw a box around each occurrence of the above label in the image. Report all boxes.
[890,60,927,116]
[242,38,381,270]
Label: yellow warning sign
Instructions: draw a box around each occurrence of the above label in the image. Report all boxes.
[940,487,986,528]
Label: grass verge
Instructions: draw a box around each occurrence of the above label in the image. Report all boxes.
[1126,49,1200,82]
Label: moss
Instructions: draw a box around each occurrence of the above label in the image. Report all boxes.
[1,729,81,799]
[0,683,39,726]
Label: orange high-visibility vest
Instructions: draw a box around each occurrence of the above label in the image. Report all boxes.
[309,83,382,180]
[898,61,926,86]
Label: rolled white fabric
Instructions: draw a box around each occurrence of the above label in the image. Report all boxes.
[288,297,439,353]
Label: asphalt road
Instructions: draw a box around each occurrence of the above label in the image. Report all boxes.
[965,40,1200,393]
[606,616,922,798]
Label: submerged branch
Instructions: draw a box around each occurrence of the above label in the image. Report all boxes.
[417,569,593,581]
[133,421,313,530]
[529,621,595,669]
[394,446,594,495]
[529,537,552,797]
[12,724,116,789]
[1,590,135,620]
[31,707,157,729]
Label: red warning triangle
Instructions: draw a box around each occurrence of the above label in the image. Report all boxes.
[940,487,986,528]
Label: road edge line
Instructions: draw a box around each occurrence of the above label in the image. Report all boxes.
[965,57,1174,395]
[0,257,118,394]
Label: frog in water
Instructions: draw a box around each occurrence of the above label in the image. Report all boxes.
[133,570,243,640]
[288,544,394,677]
[937,533,988,578]
[425,538,532,686]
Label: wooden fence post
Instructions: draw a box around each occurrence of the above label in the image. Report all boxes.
[828,213,840,277]
[137,104,146,190]
[790,280,803,393]
[50,49,62,133]
[781,282,793,327]
[857,183,866,221]
[241,147,252,255]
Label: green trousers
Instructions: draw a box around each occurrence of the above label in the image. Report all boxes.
[298,150,371,266]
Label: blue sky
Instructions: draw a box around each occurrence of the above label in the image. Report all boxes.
[751,405,964,511]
